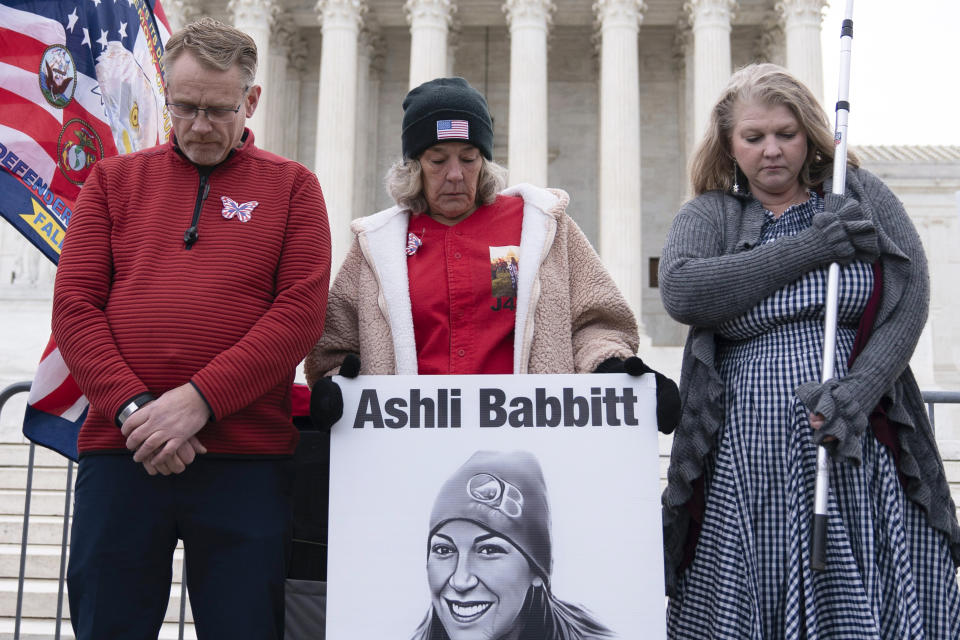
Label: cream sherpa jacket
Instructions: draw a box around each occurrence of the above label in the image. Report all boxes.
[305,183,638,384]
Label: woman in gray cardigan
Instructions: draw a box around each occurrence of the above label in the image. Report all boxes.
[659,63,960,639]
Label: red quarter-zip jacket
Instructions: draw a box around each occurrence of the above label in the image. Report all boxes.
[52,130,331,456]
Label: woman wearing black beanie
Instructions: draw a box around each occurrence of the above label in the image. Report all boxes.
[306,76,679,433]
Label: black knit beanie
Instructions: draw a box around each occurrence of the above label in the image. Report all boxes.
[401,77,494,160]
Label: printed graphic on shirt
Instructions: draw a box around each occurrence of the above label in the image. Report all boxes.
[490,246,520,308]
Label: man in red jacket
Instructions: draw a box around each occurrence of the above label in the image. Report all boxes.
[51,17,330,639]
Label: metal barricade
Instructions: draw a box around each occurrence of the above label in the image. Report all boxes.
[1,381,959,638]
[0,381,190,640]
[0,382,34,640]
[922,390,960,433]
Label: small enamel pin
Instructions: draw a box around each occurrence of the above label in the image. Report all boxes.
[221,196,258,222]
[406,232,422,256]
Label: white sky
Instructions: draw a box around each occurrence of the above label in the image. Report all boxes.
[820,0,960,146]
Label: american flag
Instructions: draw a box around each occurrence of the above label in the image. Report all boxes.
[23,337,87,460]
[0,0,171,459]
[436,119,469,140]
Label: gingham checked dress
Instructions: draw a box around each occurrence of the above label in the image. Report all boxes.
[667,193,960,639]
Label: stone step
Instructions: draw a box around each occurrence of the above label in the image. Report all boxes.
[951,485,960,508]
[0,578,194,624]
[0,468,72,493]
[0,491,68,519]
[0,616,197,639]
[0,544,186,582]
[935,439,960,461]
[0,446,73,470]
[0,545,64,581]
[0,516,68,547]
[944,460,960,479]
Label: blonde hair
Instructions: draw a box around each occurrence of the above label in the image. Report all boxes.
[164,17,257,88]
[689,63,858,196]
[384,156,508,213]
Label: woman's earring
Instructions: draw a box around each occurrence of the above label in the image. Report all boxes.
[532,576,543,588]
[732,158,740,194]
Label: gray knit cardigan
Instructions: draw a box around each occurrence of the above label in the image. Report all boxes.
[658,166,960,596]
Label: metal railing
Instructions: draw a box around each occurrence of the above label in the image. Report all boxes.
[1,381,190,640]
[923,390,960,432]
[1,382,959,638]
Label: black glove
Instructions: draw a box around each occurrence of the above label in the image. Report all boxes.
[309,355,361,430]
[594,356,681,434]
[309,378,342,431]
[339,353,361,379]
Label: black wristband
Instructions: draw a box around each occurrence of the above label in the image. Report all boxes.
[115,392,156,428]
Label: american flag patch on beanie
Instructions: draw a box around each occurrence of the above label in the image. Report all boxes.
[437,119,469,139]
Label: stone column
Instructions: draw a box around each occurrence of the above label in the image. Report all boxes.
[447,18,462,77]
[229,0,277,145]
[163,0,200,33]
[673,19,695,174]
[594,0,646,330]
[354,25,384,222]
[405,0,455,89]
[777,0,826,105]
[503,0,554,187]
[315,0,366,269]
[283,31,309,162]
[686,0,737,143]
[263,15,296,155]
[756,11,786,67]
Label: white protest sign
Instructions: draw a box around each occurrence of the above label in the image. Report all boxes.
[326,373,665,640]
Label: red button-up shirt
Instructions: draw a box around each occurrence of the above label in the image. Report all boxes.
[407,195,524,374]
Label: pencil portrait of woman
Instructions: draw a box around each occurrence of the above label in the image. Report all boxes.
[411,450,614,640]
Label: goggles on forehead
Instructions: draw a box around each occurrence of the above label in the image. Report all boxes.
[466,473,524,518]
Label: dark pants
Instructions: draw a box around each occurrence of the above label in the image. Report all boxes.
[285,429,329,640]
[67,455,294,640]
[288,429,329,582]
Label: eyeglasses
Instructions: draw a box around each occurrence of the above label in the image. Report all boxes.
[166,102,242,123]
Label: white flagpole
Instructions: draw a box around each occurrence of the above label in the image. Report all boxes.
[811,0,855,572]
